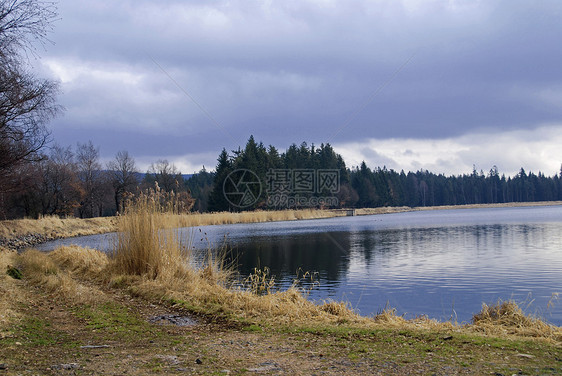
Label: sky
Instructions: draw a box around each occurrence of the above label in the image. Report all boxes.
[35,0,562,176]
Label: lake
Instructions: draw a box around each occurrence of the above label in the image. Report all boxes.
[36,205,562,325]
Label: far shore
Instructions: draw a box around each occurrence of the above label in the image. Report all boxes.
[1,201,561,250]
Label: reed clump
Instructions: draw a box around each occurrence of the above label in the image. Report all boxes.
[245,267,276,295]
[471,300,562,341]
[111,184,191,279]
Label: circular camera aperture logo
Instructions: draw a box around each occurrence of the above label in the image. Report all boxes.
[223,169,262,208]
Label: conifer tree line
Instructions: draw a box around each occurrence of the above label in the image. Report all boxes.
[207,136,350,211]
[1,135,562,219]
[207,136,562,211]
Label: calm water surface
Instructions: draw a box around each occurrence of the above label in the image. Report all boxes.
[37,206,562,324]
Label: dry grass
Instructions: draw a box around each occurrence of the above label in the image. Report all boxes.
[4,244,561,343]
[0,208,342,246]
[150,208,345,230]
[0,215,116,241]
[50,245,109,277]
[0,249,23,333]
[470,300,562,342]
[354,206,413,216]
[370,305,457,332]
[17,249,106,305]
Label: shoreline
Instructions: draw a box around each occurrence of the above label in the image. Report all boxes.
[2,204,561,374]
[1,201,561,250]
[1,242,560,375]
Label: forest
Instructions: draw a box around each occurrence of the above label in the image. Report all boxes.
[207,136,562,211]
[1,135,561,219]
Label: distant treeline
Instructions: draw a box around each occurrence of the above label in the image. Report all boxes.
[350,163,562,208]
[207,136,349,211]
[1,136,561,219]
[205,136,562,211]
[0,141,213,219]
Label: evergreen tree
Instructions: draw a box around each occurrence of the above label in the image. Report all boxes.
[185,166,214,212]
[208,149,233,212]
[266,145,283,170]
[283,144,300,169]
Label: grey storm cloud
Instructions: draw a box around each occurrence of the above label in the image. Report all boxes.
[39,0,562,174]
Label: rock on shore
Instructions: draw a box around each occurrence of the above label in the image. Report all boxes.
[0,233,53,251]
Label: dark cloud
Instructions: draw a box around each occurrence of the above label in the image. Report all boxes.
[39,0,562,172]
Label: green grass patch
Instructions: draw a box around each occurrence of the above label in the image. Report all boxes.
[6,265,22,279]
[8,317,58,346]
[242,324,263,332]
[74,302,152,337]
[275,322,562,374]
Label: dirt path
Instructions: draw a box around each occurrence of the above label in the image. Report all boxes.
[0,281,409,375]
[1,274,560,376]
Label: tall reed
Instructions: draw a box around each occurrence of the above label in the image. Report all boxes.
[112,184,189,279]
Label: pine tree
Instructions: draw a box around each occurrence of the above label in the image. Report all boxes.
[208,149,233,212]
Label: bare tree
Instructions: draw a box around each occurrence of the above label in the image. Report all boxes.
[0,0,61,194]
[38,144,82,216]
[76,141,107,217]
[145,159,183,192]
[107,150,138,213]
[0,0,57,55]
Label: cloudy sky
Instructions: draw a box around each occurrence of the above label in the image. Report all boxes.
[36,0,562,176]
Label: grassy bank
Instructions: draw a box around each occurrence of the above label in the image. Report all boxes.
[0,216,117,247]
[2,246,560,374]
[1,199,561,374]
[1,249,561,374]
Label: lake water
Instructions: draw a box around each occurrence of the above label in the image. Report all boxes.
[36,206,562,325]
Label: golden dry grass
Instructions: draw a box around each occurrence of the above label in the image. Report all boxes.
[0,215,116,241]
[37,245,361,327]
[0,249,23,332]
[470,300,562,342]
[4,243,561,343]
[17,249,107,305]
[0,209,342,246]
[50,245,109,277]
[354,206,413,215]
[151,208,345,229]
